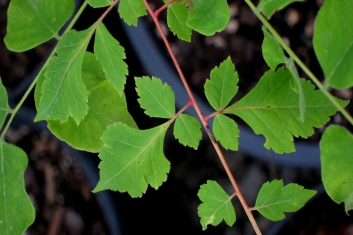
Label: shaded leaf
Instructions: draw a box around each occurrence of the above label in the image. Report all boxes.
[94,123,171,197]
[118,0,147,26]
[254,180,316,221]
[88,0,113,8]
[204,57,238,111]
[4,0,74,52]
[135,76,175,118]
[0,141,35,234]
[187,0,230,36]
[94,22,128,95]
[262,27,286,70]
[313,0,353,89]
[173,114,202,149]
[198,180,236,230]
[225,68,348,153]
[167,3,192,42]
[320,125,353,213]
[257,0,304,19]
[0,79,10,128]
[213,114,239,151]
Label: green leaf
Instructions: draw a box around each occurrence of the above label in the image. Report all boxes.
[225,68,348,154]
[118,0,147,26]
[187,0,230,36]
[94,22,128,95]
[35,28,92,124]
[213,114,239,151]
[4,0,74,52]
[88,0,113,8]
[0,141,35,234]
[94,123,171,197]
[313,0,353,89]
[204,57,239,111]
[173,114,202,149]
[135,76,176,118]
[254,180,316,221]
[262,27,286,70]
[167,3,192,42]
[257,0,304,19]
[320,125,353,213]
[0,79,10,128]
[198,180,236,230]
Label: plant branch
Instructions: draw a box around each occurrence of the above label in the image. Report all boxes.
[155,0,176,17]
[142,1,262,234]
[244,0,353,126]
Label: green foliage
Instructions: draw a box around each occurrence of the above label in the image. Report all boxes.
[313,0,353,89]
[262,27,286,70]
[320,125,353,213]
[118,0,147,26]
[213,114,239,151]
[135,76,176,118]
[0,141,35,235]
[94,123,171,197]
[254,180,316,221]
[167,3,192,42]
[225,68,348,153]
[257,0,304,19]
[173,114,202,149]
[4,0,74,52]
[187,0,230,36]
[198,180,236,230]
[88,0,114,8]
[0,80,9,128]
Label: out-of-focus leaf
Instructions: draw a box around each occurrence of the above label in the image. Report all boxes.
[257,0,304,19]
[88,0,113,8]
[0,79,10,128]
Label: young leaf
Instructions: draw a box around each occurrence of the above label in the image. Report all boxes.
[257,0,304,19]
[262,27,286,70]
[94,22,128,95]
[254,180,316,221]
[173,114,202,149]
[320,125,353,213]
[167,3,192,42]
[0,141,35,234]
[0,79,10,128]
[118,0,147,26]
[88,0,113,8]
[204,57,239,111]
[313,0,353,89]
[135,76,176,118]
[94,123,171,197]
[198,180,236,230]
[225,68,348,154]
[213,114,239,151]
[35,28,92,125]
[187,0,230,36]
[4,0,74,52]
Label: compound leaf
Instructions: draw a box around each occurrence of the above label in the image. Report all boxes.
[167,3,192,42]
[313,0,353,89]
[198,180,236,230]
[0,141,35,234]
[254,180,316,221]
[35,28,92,125]
[4,0,74,52]
[94,22,128,95]
[135,77,175,118]
[187,0,230,36]
[94,123,171,197]
[118,0,147,26]
[257,0,304,19]
[213,114,239,151]
[0,80,10,128]
[225,68,348,154]
[320,125,353,213]
[204,57,238,111]
[262,27,286,70]
[88,0,113,8]
[173,114,202,149]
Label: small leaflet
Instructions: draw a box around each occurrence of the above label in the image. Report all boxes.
[135,77,176,119]
[257,0,304,19]
[118,0,147,26]
[262,27,286,70]
[95,22,128,95]
[0,141,35,234]
[213,114,239,151]
[198,180,236,230]
[204,57,239,111]
[88,0,113,8]
[167,3,192,42]
[0,79,9,128]
[254,180,316,221]
[173,114,202,149]
[320,125,353,213]
[94,123,171,197]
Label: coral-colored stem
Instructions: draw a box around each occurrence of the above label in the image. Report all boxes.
[154,0,175,17]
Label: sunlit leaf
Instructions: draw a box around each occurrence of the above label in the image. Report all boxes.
[0,79,10,128]
[4,0,74,52]
[0,141,35,234]
[88,0,113,8]
[118,0,147,26]
[254,180,316,221]
[257,0,304,19]
[167,3,192,42]
[173,114,202,149]
[198,180,236,230]
[213,114,239,151]
[320,125,353,213]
